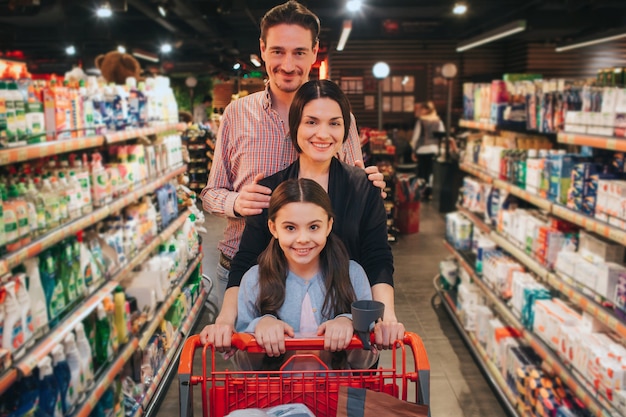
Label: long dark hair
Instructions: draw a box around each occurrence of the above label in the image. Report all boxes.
[288,79,352,153]
[257,178,356,321]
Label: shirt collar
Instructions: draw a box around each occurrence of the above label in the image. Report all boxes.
[262,84,272,111]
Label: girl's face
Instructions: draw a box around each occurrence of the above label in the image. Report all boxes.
[296,98,345,165]
[268,201,333,279]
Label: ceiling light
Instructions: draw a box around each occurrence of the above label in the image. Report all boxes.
[346,0,362,13]
[453,3,467,15]
[133,48,159,63]
[336,20,352,52]
[555,30,626,52]
[65,45,76,55]
[456,20,526,52]
[117,45,126,54]
[158,5,167,17]
[233,63,241,70]
[372,62,390,79]
[96,2,113,18]
[160,43,172,53]
[250,54,261,67]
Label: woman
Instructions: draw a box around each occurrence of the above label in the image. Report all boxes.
[410,101,444,200]
[200,80,404,352]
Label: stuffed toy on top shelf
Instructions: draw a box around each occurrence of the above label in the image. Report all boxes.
[95,51,142,85]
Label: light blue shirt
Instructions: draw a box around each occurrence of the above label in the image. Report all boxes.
[236,260,372,333]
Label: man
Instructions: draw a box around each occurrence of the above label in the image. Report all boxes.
[200,0,403,350]
[193,94,213,125]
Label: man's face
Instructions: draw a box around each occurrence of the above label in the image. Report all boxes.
[260,24,319,94]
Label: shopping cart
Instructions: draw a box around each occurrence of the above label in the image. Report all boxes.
[178,332,430,417]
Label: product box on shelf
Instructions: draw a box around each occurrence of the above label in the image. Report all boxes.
[579,230,626,264]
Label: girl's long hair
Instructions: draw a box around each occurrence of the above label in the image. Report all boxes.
[257,178,356,320]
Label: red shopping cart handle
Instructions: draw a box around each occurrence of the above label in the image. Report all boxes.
[228,333,375,353]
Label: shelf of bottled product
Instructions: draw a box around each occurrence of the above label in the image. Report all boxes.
[0,123,186,167]
[456,205,626,344]
[73,254,206,417]
[459,161,626,247]
[459,119,498,132]
[140,287,206,417]
[443,240,617,417]
[0,208,192,397]
[557,132,626,152]
[0,164,187,278]
[434,277,523,417]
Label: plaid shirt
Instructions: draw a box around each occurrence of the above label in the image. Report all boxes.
[201,86,363,258]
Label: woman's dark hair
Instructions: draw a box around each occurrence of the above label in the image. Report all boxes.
[288,79,351,153]
[256,178,356,321]
[260,1,320,49]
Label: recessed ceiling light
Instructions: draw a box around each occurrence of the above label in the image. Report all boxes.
[346,0,362,13]
[453,3,467,15]
[117,45,126,54]
[160,43,172,53]
[158,5,167,18]
[233,63,241,70]
[96,2,113,18]
[65,45,76,55]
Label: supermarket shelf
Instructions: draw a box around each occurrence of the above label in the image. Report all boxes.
[104,123,186,144]
[458,206,626,362]
[459,162,494,184]
[459,119,498,132]
[141,288,207,417]
[461,161,626,248]
[138,253,203,350]
[558,132,626,152]
[488,233,550,281]
[456,205,492,234]
[548,272,626,340]
[75,338,140,417]
[551,204,626,247]
[0,165,186,277]
[74,253,203,417]
[434,276,521,417]
[3,208,192,390]
[492,179,552,212]
[443,241,615,417]
[0,135,105,167]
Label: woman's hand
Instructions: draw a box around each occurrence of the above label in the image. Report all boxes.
[199,319,237,359]
[374,320,406,350]
[255,316,294,357]
[317,316,354,352]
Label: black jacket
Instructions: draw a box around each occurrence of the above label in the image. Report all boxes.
[227,157,394,289]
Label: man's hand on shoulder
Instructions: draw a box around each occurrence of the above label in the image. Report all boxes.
[234,173,272,216]
[355,160,387,199]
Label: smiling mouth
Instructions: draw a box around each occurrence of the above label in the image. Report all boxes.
[293,248,313,255]
[311,142,332,149]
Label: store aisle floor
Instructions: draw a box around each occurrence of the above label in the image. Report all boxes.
[155,202,507,417]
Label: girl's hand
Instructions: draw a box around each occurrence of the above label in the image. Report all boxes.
[317,317,354,352]
[374,320,406,350]
[255,316,294,357]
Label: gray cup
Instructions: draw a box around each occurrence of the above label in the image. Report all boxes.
[351,300,385,350]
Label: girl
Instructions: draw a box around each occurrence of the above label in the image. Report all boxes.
[235,178,378,370]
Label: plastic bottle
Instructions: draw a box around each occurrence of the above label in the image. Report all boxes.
[17,182,39,238]
[24,258,49,339]
[113,286,128,344]
[26,177,47,235]
[80,79,96,136]
[71,237,86,298]
[63,332,85,404]
[91,153,109,207]
[58,171,81,220]
[8,184,30,248]
[37,356,63,417]
[40,175,61,230]
[69,154,93,214]
[95,304,112,367]
[74,322,94,390]
[49,248,68,324]
[50,174,69,223]
[51,344,75,414]
[7,82,27,146]
[59,239,78,306]
[2,280,25,352]
[0,81,8,146]
[13,274,34,348]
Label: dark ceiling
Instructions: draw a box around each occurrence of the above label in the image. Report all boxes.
[0,0,625,77]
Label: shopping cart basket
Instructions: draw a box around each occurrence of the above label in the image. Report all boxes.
[178,332,430,417]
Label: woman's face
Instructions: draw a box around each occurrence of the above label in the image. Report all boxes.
[296,98,345,165]
[268,201,333,279]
